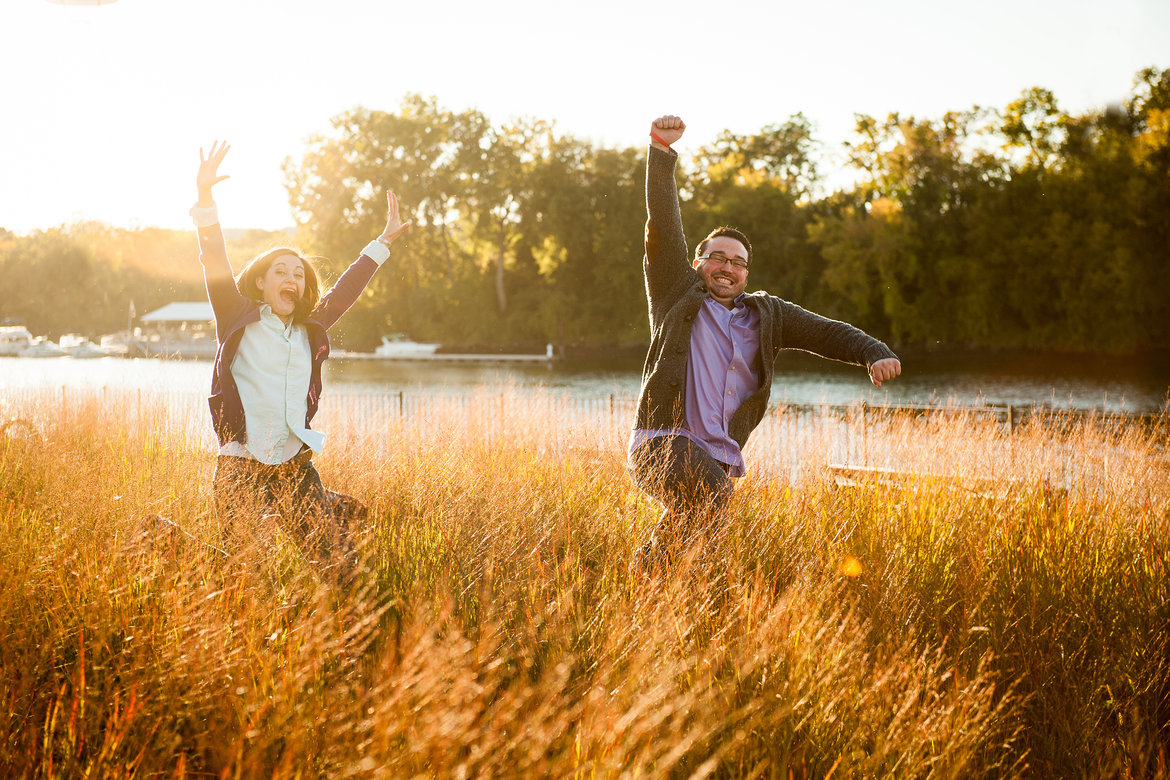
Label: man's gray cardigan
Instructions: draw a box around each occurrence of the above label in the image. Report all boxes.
[633,144,898,451]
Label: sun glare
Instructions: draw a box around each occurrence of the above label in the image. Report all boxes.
[1,0,1166,233]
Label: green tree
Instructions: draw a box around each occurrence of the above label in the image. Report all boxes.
[521,139,645,345]
[818,110,998,344]
[1000,87,1066,171]
[284,96,496,348]
[1127,67,1170,348]
[693,114,820,201]
[465,118,552,317]
[687,116,824,307]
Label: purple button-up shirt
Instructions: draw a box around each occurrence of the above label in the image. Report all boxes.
[629,294,761,477]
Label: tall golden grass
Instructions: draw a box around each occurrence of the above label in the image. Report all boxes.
[0,386,1167,777]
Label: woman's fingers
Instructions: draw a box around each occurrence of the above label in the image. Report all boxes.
[386,190,408,228]
[377,190,411,243]
[199,141,230,170]
[384,221,412,242]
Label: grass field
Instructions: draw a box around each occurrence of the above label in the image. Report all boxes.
[0,387,1167,778]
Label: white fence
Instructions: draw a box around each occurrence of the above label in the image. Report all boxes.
[2,386,1164,500]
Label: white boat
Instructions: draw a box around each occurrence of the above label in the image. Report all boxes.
[19,338,67,358]
[0,326,33,356]
[59,335,111,359]
[374,334,441,358]
[99,332,131,356]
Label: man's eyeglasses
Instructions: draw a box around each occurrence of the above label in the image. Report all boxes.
[697,252,749,270]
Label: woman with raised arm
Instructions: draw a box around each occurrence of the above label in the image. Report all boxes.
[191,141,410,569]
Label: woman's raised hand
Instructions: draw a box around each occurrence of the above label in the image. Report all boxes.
[379,190,412,244]
[196,141,231,206]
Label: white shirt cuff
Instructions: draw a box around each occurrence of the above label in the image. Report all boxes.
[189,203,219,228]
[361,239,391,266]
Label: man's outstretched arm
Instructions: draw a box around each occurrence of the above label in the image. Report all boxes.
[773,300,902,387]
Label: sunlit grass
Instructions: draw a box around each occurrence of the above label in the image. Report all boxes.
[1,388,1167,777]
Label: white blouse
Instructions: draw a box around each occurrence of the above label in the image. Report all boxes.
[219,304,325,464]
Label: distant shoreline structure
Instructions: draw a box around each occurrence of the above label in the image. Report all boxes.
[339,340,556,365]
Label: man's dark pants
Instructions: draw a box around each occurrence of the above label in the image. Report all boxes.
[629,435,733,554]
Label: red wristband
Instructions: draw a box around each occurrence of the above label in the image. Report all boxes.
[649,131,671,148]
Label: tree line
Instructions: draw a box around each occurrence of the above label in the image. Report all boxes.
[3,67,1166,355]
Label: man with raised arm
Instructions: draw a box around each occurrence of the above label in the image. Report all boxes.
[628,115,902,559]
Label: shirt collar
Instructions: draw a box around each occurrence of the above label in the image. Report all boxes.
[257,303,295,336]
[704,292,750,311]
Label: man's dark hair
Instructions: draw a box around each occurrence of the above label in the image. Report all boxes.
[696,226,753,266]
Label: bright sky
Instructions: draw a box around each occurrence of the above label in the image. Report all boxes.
[1,0,1166,234]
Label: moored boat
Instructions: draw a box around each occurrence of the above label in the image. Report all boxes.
[0,326,33,356]
[374,334,441,358]
[59,335,112,359]
[19,338,67,358]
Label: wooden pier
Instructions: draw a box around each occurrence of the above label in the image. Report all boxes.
[333,350,555,365]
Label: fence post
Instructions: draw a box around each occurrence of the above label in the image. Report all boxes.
[398,390,404,417]
[1007,404,1016,471]
[861,401,868,467]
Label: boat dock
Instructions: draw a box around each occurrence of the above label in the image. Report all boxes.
[334,351,555,365]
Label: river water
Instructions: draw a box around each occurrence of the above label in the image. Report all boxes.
[1,350,1167,413]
